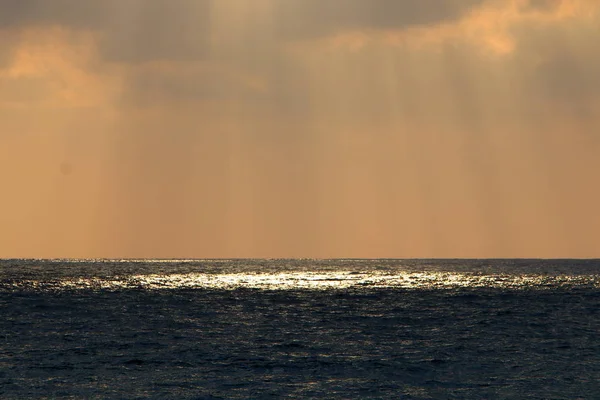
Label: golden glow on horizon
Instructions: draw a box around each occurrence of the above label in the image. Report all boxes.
[0,0,598,258]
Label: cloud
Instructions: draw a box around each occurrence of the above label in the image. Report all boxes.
[515,12,600,111]
[0,0,487,63]
[526,0,562,12]
[0,0,110,28]
[0,27,119,112]
[272,0,487,39]
[0,0,212,62]
[0,0,491,110]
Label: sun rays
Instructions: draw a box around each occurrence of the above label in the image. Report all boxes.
[0,0,598,258]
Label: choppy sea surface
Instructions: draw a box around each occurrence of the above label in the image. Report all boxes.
[1,258,599,399]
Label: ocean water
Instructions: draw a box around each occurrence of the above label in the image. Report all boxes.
[1,259,599,399]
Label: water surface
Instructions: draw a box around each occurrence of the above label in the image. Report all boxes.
[1,259,599,398]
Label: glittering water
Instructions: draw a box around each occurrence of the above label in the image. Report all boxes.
[1,259,599,399]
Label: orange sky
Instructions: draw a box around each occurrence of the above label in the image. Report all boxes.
[0,0,598,258]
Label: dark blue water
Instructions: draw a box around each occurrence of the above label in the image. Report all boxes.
[1,259,599,399]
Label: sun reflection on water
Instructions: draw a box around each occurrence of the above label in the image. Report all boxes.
[11,271,600,291]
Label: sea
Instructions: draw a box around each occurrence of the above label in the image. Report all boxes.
[1,258,599,399]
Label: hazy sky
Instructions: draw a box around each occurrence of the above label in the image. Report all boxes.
[1,0,598,258]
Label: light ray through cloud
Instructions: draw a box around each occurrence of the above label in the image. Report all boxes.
[0,0,598,258]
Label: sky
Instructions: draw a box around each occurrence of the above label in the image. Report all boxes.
[0,0,598,258]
